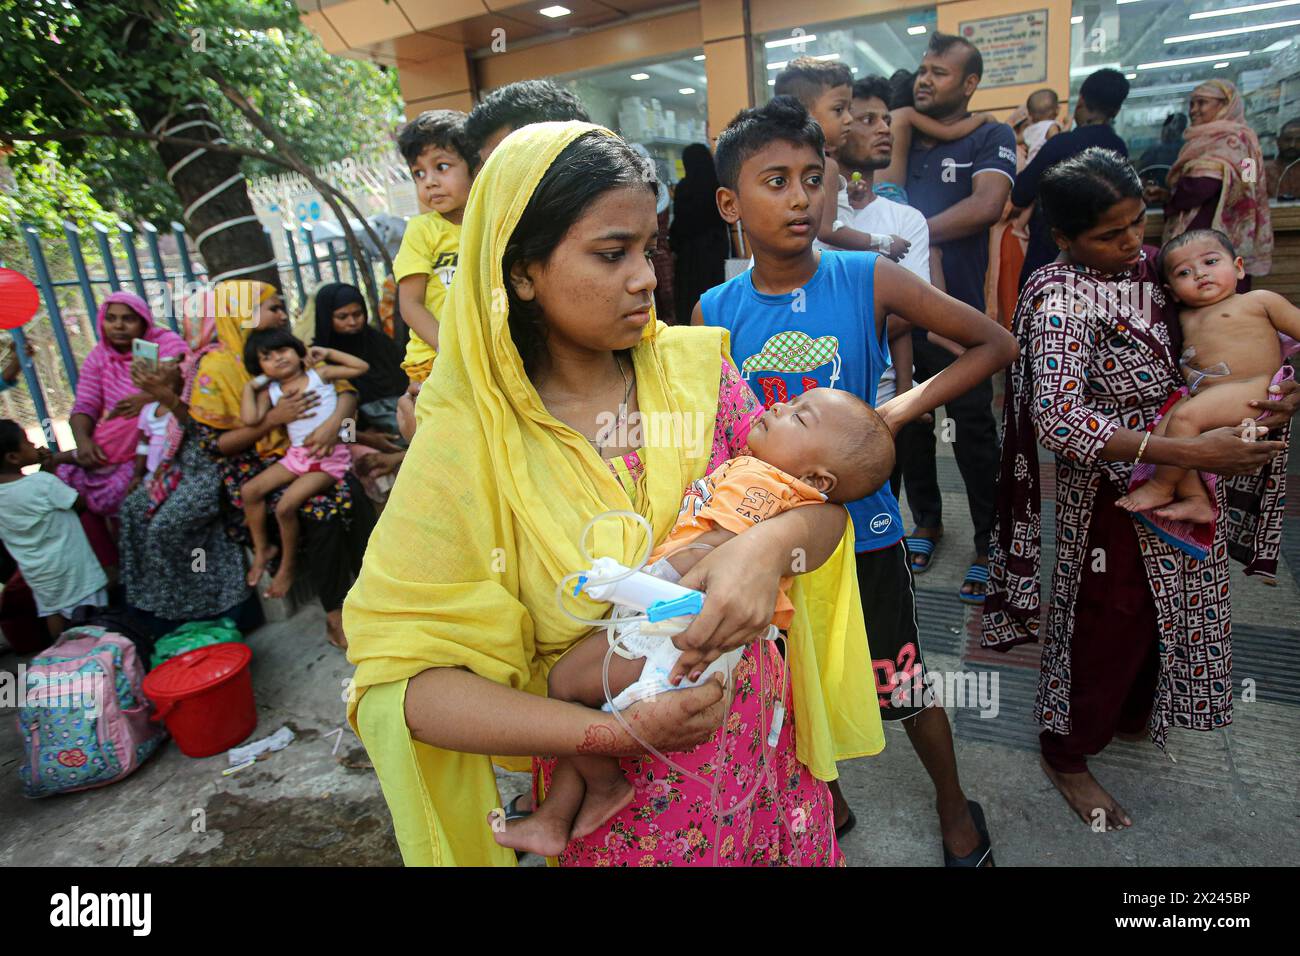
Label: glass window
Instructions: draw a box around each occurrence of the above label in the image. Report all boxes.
[555,54,708,184]
[756,9,938,100]
[1071,0,1300,192]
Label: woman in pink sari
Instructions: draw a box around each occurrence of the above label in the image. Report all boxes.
[58,292,188,521]
[1145,79,1273,286]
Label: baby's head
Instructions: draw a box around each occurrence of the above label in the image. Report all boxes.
[744,389,894,504]
[244,327,307,381]
[1026,88,1059,123]
[1160,229,1244,307]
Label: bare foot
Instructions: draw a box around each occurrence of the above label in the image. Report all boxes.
[937,794,982,859]
[1039,755,1132,830]
[246,545,278,587]
[487,805,573,857]
[1154,495,1215,524]
[570,776,635,840]
[264,566,293,600]
[1116,482,1175,513]
[325,610,347,650]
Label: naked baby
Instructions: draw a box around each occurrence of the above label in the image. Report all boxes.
[488,387,895,857]
[1117,229,1300,522]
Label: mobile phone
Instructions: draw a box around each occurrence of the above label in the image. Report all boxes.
[132,338,159,370]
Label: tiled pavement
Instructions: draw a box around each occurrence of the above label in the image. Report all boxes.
[830,441,1300,866]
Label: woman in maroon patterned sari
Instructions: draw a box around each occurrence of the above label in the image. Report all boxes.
[982,148,1298,829]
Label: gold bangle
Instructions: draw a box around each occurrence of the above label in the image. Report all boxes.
[1134,431,1152,465]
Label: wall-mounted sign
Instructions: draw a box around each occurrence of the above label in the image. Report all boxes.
[959,10,1049,89]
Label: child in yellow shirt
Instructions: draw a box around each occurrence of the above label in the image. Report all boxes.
[394,110,475,383]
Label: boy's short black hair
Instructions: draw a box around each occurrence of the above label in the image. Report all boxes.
[852,76,893,107]
[396,109,474,167]
[773,56,853,106]
[927,32,983,80]
[1159,228,1237,277]
[244,328,306,376]
[0,419,24,458]
[1078,68,1131,120]
[714,96,825,191]
[464,80,590,156]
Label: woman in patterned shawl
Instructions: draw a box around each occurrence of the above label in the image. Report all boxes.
[982,148,1297,829]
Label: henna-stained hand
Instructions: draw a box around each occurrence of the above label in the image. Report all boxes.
[593,674,727,756]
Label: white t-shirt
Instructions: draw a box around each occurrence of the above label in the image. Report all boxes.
[268,368,340,447]
[0,471,107,615]
[816,179,932,403]
[136,401,173,477]
[1023,120,1059,163]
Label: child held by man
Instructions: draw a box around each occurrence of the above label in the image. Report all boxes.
[393,110,476,385]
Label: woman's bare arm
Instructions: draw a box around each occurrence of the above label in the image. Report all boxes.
[402,665,728,757]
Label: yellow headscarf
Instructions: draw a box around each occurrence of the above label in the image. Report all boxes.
[186,280,275,432]
[344,122,881,867]
[186,280,351,456]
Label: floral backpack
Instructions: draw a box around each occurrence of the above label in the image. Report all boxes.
[17,626,166,798]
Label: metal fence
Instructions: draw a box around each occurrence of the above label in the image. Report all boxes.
[3,219,387,448]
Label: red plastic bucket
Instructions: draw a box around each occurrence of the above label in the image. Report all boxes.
[143,643,256,758]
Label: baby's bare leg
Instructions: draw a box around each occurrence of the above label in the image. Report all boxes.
[490,635,642,854]
[548,629,647,709]
[1117,381,1265,517]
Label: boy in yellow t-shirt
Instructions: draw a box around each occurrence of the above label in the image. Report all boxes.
[394,110,475,383]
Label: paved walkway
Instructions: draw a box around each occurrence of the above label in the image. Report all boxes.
[2,433,1296,866]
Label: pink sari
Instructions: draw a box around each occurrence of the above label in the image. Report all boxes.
[58,293,187,516]
[541,361,842,867]
[1164,80,1273,275]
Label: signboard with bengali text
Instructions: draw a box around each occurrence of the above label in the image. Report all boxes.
[959,10,1049,89]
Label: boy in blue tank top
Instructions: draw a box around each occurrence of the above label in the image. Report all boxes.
[693,96,1018,866]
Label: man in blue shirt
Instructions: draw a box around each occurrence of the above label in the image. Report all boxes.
[901,32,1016,604]
[1013,68,1131,283]
[695,96,1017,865]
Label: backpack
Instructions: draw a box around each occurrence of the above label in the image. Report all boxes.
[17,626,166,798]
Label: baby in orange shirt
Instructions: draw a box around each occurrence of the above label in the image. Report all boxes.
[490,387,895,856]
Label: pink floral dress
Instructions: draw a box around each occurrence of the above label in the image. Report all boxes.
[540,359,842,867]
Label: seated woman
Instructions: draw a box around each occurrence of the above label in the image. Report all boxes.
[345,123,868,867]
[310,282,408,502]
[194,282,376,650]
[117,337,253,627]
[58,293,187,532]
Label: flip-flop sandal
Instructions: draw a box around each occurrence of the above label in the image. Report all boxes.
[905,531,940,573]
[943,799,994,867]
[835,809,857,841]
[503,792,533,821]
[958,563,989,605]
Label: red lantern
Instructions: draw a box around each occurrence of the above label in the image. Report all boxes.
[0,268,40,330]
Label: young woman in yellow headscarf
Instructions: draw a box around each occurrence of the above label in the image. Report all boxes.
[345,122,884,867]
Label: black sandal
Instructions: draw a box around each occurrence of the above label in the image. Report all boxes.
[943,799,994,867]
[835,809,857,841]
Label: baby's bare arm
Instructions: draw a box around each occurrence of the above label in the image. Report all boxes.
[1256,289,1300,343]
[662,527,737,579]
